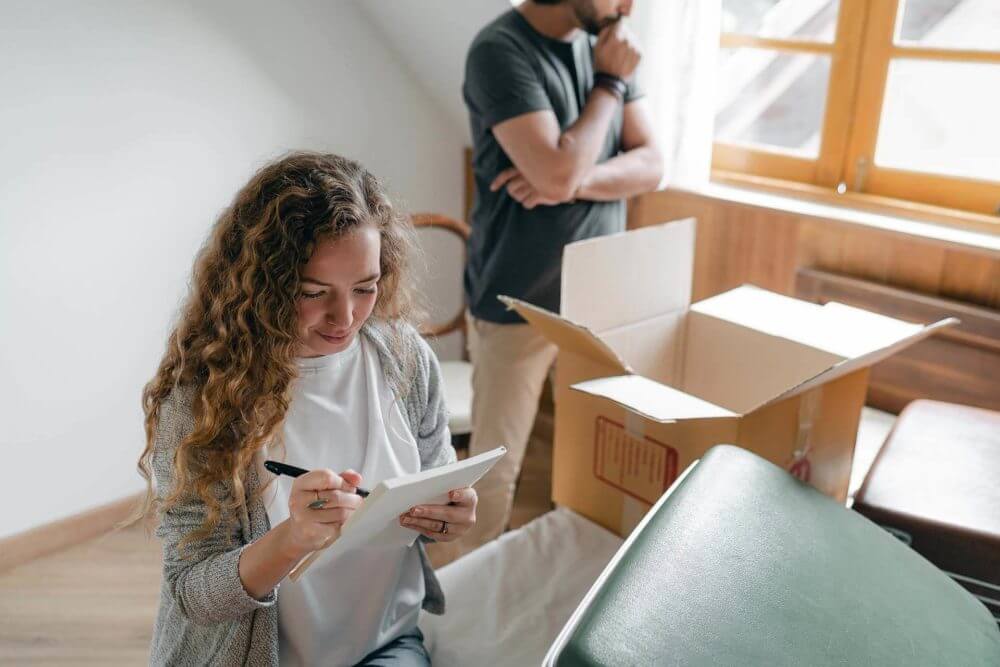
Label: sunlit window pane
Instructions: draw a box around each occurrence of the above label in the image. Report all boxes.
[875,59,1000,181]
[897,0,1000,52]
[721,0,841,42]
[715,49,831,156]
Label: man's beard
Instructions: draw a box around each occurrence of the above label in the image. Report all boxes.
[574,3,622,35]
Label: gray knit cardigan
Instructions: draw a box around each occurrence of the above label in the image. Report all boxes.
[149,322,456,666]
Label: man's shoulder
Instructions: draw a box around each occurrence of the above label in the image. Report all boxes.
[468,9,530,61]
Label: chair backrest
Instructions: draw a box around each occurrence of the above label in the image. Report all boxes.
[410,213,471,339]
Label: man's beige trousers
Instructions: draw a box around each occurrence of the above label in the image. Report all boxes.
[432,312,557,564]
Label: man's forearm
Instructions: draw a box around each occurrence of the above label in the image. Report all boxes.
[551,88,625,196]
[574,145,664,202]
[491,88,624,203]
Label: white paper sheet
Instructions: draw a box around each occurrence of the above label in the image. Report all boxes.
[290,447,507,579]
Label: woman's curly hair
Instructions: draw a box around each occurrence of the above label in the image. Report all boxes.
[131,151,422,549]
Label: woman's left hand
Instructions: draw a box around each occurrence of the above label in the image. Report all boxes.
[399,487,477,542]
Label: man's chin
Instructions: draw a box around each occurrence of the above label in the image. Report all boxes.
[585,14,622,35]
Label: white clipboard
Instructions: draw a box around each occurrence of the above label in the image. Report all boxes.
[289,446,507,581]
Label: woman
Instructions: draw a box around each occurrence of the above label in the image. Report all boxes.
[134,152,474,666]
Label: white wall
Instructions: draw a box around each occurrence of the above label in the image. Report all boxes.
[355,0,512,138]
[0,0,465,538]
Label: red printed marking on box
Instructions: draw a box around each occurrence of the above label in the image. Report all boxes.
[593,416,679,505]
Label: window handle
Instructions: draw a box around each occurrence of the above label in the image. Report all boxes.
[853,156,870,192]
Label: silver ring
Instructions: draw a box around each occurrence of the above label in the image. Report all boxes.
[440,521,449,535]
[308,490,327,510]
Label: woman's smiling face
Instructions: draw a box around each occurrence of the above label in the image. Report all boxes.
[296,225,381,357]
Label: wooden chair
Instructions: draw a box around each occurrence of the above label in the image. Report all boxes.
[411,214,473,453]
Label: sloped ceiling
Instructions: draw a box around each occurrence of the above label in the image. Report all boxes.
[354,0,511,138]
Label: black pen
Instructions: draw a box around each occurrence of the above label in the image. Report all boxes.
[263,460,370,507]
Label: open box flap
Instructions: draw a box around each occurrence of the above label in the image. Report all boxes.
[750,316,957,412]
[561,218,695,333]
[691,285,945,359]
[680,310,843,415]
[500,296,631,374]
[571,374,737,423]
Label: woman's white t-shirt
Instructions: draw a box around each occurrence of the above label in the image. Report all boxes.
[262,336,425,667]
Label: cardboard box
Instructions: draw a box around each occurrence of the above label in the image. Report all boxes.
[501,219,955,536]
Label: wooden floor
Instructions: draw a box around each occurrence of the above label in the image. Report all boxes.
[0,518,162,664]
[0,407,889,665]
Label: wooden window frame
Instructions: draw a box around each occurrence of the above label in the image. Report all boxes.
[714,0,1000,222]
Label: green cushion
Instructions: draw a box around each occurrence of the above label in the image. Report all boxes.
[554,445,1000,666]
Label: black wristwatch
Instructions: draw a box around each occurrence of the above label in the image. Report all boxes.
[593,72,627,101]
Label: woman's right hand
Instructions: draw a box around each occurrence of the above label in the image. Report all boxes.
[283,468,364,559]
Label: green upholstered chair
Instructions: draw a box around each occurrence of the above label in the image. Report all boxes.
[545,445,1000,666]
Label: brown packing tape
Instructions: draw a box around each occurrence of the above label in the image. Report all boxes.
[620,411,654,533]
[624,410,646,441]
[736,368,865,502]
[788,386,823,483]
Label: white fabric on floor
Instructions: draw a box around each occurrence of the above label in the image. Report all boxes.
[420,507,623,666]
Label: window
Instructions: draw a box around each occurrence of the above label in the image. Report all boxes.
[714,0,1000,218]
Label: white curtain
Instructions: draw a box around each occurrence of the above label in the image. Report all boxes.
[630,0,720,189]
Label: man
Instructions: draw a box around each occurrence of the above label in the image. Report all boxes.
[451,0,662,558]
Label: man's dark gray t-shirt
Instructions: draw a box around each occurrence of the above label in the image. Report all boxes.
[463,9,642,324]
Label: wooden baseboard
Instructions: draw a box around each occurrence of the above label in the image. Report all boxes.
[0,492,145,574]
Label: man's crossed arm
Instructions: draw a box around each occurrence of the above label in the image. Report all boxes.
[490,96,663,210]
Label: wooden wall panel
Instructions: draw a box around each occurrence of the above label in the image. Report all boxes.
[629,189,1000,307]
[630,190,804,300]
[939,251,1000,308]
[866,337,1000,412]
[798,220,846,270]
[750,211,800,294]
[839,226,892,283]
[885,240,946,296]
